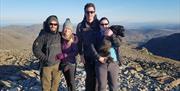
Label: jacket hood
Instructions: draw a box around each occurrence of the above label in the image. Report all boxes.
[43,15,59,33]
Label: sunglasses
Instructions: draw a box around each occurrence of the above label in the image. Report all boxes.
[100,23,109,26]
[50,23,58,26]
[86,11,95,14]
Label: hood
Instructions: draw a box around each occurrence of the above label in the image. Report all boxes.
[43,15,59,33]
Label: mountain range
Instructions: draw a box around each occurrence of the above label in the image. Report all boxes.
[0,23,180,60]
[141,33,180,61]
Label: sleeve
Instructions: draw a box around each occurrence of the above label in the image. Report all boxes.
[32,35,48,62]
[76,23,84,56]
[91,43,100,60]
[111,34,121,62]
[115,47,121,62]
[91,31,101,60]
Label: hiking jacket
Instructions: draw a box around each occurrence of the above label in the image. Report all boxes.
[33,15,62,67]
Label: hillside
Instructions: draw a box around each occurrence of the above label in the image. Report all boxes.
[141,33,180,61]
[0,43,180,90]
[0,25,42,49]
[124,23,180,46]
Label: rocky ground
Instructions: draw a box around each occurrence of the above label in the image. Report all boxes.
[0,47,180,91]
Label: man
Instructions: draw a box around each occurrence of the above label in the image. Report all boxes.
[33,15,62,91]
[76,3,100,91]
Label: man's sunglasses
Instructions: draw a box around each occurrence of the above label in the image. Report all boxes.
[86,11,95,14]
[100,23,108,26]
[50,23,58,26]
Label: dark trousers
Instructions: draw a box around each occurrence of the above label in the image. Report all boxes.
[62,63,76,91]
[84,56,96,91]
[95,61,119,91]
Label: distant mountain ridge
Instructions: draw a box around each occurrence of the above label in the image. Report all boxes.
[0,24,42,49]
[125,25,180,46]
[141,33,180,61]
[1,23,179,48]
[0,24,75,49]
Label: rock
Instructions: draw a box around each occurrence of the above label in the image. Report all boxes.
[0,80,12,88]
[8,76,22,81]
[166,79,180,89]
[121,87,128,91]
[156,75,175,84]
[19,70,39,78]
[9,87,22,91]
[29,86,42,91]
[145,68,164,78]
[123,70,129,75]
[127,62,143,72]
[0,80,20,89]
[130,69,136,74]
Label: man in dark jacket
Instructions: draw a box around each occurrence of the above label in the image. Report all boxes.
[32,15,62,91]
[76,3,100,91]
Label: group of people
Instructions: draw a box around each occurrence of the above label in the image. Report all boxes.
[33,2,122,91]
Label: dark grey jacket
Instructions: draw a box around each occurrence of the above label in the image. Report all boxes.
[32,15,62,67]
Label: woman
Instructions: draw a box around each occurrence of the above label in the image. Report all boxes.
[95,17,121,91]
[56,18,78,91]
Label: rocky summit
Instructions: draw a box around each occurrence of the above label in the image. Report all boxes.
[0,45,180,91]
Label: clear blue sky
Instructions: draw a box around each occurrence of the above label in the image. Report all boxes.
[0,0,180,25]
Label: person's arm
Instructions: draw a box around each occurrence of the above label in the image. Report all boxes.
[32,35,48,62]
[110,33,122,65]
[76,23,84,56]
[76,23,85,64]
[56,43,78,60]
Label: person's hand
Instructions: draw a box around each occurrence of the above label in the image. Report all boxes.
[63,65,69,72]
[56,53,67,60]
[105,29,113,37]
[98,56,106,64]
[68,37,74,45]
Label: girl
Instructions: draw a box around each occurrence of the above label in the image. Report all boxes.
[56,18,78,91]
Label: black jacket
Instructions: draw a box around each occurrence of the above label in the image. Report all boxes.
[76,16,100,58]
[32,15,62,67]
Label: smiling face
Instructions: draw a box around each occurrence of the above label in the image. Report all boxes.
[85,6,95,23]
[49,20,58,32]
[100,19,109,31]
[63,27,72,38]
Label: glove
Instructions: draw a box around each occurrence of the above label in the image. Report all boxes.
[56,53,67,60]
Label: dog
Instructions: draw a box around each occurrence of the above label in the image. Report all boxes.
[110,25,125,37]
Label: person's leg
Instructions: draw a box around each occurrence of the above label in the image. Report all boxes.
[63,64,76,91]
[41,66,52,91]
[51,64,62,91]
[69,64,76,91]
[96,62,108,91]
[108,62,119,91]
[84,57,96,91]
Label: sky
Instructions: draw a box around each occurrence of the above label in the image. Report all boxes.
[0,0,180,25]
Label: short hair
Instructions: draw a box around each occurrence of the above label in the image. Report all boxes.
[84,3,96,11]
[99,17,110,24]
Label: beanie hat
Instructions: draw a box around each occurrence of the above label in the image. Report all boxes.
[63,18,73,31]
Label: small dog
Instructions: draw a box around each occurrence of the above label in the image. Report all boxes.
[110,25,125,37]
[98,39,114,63]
